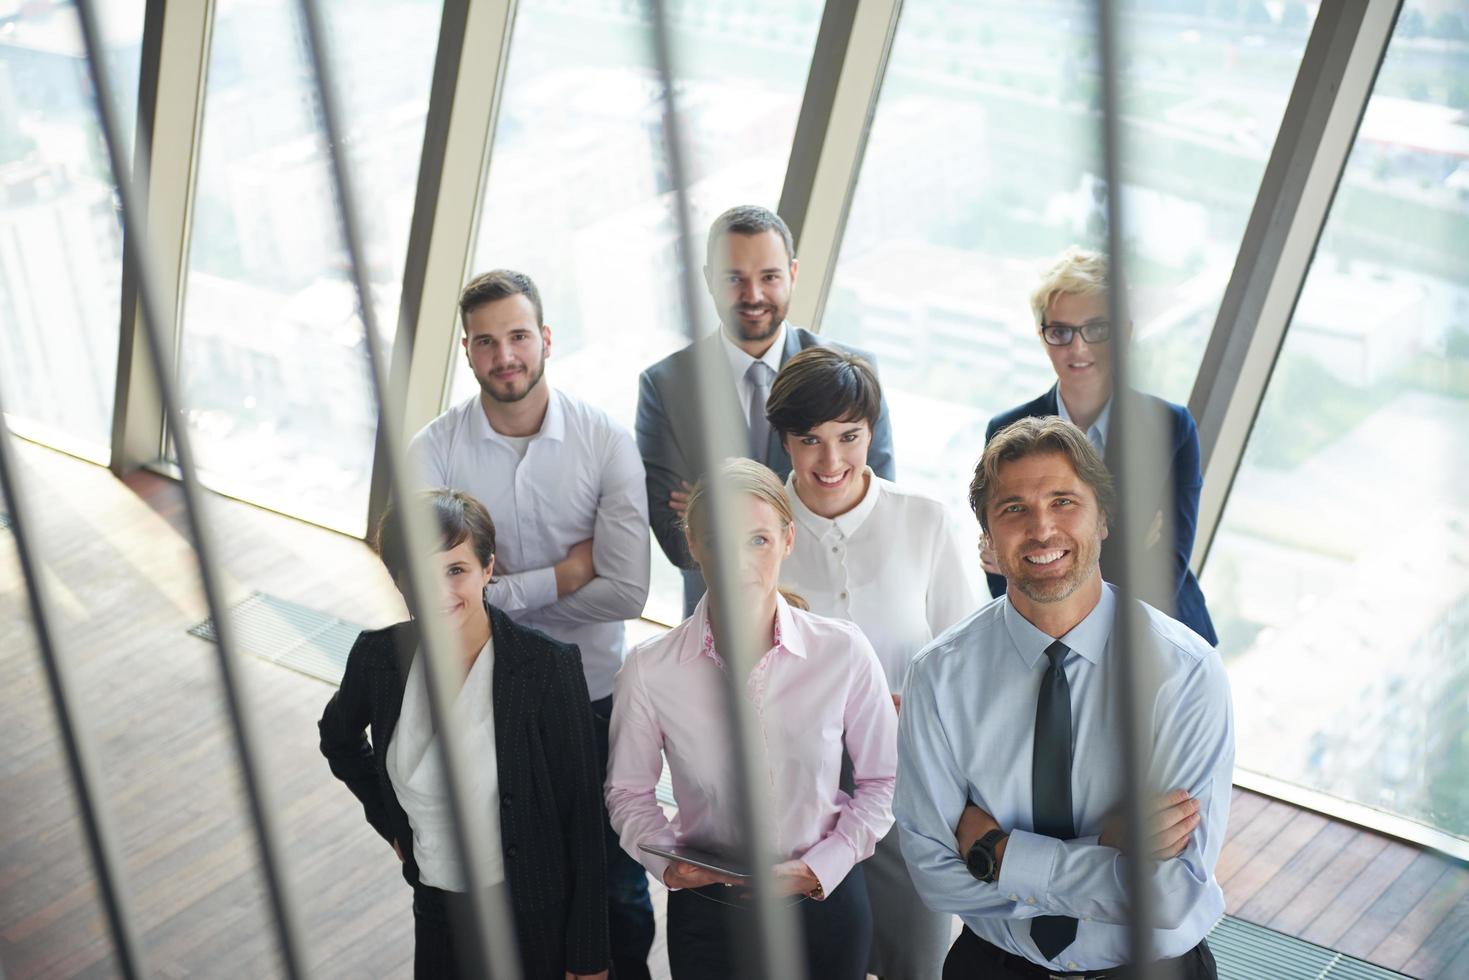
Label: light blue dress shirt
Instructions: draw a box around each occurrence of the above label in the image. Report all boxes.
[895,585,1234,971]
[1055,392,1112,457]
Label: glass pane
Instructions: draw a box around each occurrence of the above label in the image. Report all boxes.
[177,0,442,535]
[1202,3,1469,842]
[0,2,146,461]
[821,0,1308,514]
[455,0,825,624]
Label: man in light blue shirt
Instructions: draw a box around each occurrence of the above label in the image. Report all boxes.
[895,416,1233,979]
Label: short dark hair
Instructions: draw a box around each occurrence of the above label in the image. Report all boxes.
[969,417,1115,533]
[765,346,881,437]
[374,488,497,582]
[459,269,543,331]
[706,205,795,267]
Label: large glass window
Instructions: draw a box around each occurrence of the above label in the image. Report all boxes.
[177,0,442,535]
[455,0,825,624]
[0,2,145,462]
[1201,2,1469,842]
[821,0,1309,514]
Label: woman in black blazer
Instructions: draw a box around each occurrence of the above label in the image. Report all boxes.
[319,488,609,979]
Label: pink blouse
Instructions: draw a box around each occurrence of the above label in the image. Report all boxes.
[605,594,897,894]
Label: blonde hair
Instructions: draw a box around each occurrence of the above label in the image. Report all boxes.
[1029,246,1108,329]
[683,458,808,611]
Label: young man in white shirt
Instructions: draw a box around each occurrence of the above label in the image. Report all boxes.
[408,269,654,980]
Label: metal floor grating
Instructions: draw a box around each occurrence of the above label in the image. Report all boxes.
[188,591,363,685]
[1209,915,1407,979]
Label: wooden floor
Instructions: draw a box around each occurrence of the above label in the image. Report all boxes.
[1,442,1465,979]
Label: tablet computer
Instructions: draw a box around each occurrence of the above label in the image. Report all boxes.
[639,844,752,881]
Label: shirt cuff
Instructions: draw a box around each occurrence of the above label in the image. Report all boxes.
[800,834,857,898]
[996,828,1060,911]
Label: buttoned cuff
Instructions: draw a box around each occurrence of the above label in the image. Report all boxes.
[800,834,857,898]
[996,828,1059,912]
[634,837,675,888]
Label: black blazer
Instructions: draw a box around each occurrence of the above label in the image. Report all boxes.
[986,385,1218,645]
[318,604,609,978]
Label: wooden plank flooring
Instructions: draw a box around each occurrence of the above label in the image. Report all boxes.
[2,443,1467,978]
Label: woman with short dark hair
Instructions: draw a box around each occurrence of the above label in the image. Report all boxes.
[319,488,609,979]
[766,345,980,980]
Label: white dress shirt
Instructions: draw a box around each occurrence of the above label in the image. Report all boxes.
[895,585,1234,970]
[1056,392,1112,456]
[606,593,897,894]
[719,321,787,417]
[781,469,981,693]
[387,638,504,891]
[408,387,651,700]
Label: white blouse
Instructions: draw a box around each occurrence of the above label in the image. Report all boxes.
[387,638,504,891]
[782,469,982,693]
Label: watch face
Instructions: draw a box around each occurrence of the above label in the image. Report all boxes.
[967,842,995,882]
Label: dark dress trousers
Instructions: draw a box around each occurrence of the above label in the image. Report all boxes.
[985,385,1218,645]
[318,604,610,978]
[637,325,897,614]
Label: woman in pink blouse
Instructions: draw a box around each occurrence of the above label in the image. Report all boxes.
[605,458,897,980]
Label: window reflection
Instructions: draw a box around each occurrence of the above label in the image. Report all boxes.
[457,0,826,624]
[0,2,145,461]
[177,0,441,534]
[1202,0,1469,841]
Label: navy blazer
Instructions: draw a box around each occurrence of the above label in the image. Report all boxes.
[984,386,1218,646]
[318,605,609,978]
[637,324,896,614]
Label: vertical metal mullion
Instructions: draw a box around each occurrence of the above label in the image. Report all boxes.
[648,2,805,977]
[72,3,311,977]
[290,2,520,977]
[0,413,145,979]
[782,0,904,332]
[1095,0,1160,973]
[366,0,471,532]
[109,0,165,474]
[777,0,864,249]
[1186,0,1402,570]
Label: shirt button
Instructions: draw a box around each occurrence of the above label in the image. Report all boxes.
[839,591,848,600]
[831,545,840,553]
[505,845,518,858]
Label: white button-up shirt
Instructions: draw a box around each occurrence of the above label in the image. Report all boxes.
[408,388,651,700]
[387,637,503,891]
[781,470,981,693]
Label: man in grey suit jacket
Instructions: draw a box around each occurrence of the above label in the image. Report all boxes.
[636,205,896,614]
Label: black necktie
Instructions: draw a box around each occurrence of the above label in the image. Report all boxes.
[1031,639,1078,960]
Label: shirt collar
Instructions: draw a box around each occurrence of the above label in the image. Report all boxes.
[1055,390,1111,455]
[785,468,880,539]
[681,590,805,665]
[474,385,565,445]
[1001,582,1116,669]
[719,321,787,380]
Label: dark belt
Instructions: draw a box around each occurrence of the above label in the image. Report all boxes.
[975,930,1204,980]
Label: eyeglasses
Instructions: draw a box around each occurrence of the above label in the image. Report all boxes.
[1041,321,1111,346]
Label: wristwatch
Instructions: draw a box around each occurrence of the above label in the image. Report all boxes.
[965,828,1007,883]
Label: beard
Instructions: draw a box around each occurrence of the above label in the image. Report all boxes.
[721,300,787,343]
[477,348,547,404]
[1000,523,1103,605]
